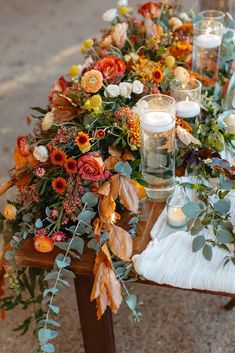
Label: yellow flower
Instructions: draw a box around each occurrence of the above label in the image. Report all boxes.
[165,55,175,68]
[3,204,17,221]
[119,6,129,15]
[84,95,102,114]
[127,116,141,148]
[80,46,87,54]
[83,39,94,49]
[68,65,80,77]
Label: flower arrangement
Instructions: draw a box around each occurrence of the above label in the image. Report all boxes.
[0,1,235,352]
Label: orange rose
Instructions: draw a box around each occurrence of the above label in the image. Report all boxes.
[94,56,126,84]
[77,152,111,181]
[81,70,103,93]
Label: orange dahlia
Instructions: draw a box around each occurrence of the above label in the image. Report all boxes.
[50,148,67,166]
[52,177,67,195]
[65,158,77,175]
[75,131,91,152]
[34,235,54,253]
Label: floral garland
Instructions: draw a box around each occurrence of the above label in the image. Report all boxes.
[0,1,235,352]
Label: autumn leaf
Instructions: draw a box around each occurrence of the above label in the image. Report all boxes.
[108,146,122,157]
[129,179,147,200]
[14,147,28,170]
[119,176,140,213]
[122,150,135,162]
[104,156,120,170]
[91,244,122,319]
[98,194,116,223]
[109,224,133,261]
[98,181,111,196]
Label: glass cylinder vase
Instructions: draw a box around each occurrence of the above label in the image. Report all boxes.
[192,20,224,88]
[198,10,225,24]
[137,94,176,201]
[170,78,202,121]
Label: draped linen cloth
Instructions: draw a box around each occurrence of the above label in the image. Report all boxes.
[133,149,235,294]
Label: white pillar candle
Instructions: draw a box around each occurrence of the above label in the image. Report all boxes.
[224,114,235,134]
[176,100,200,119]
[167,206,187,228]
[140,111,175,133]
[194,34,222,49]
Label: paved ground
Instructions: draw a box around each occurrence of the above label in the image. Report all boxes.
[0,1,235,353]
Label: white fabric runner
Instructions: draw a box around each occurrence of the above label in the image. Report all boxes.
[133,149,235,294]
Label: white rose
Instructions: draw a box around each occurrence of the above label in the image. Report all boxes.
[118,0,128,6]
[105,84,120,98]
[132,80,144,95]
[41,111,54,131]
[33,146,49,163]
[179,12,190,22]
[119,82,132,98]
[102,8,118,22]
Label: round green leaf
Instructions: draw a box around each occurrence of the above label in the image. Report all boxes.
[192,236,205,252]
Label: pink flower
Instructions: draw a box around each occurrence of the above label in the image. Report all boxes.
[50,208,59,220]
[112,23,128,48]
[77,152,111,181]
[51,231,66,242]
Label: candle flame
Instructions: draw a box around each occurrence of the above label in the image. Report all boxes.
[186,96,189,102]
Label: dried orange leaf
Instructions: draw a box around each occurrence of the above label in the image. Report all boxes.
[98,181,111,196]
[104,156,120,170]
[122,150,135,162]
[109,224,133,261]
[108,146,122,157]
[98,195,116,223]
[91,244,122,319]
[119,176,141,213]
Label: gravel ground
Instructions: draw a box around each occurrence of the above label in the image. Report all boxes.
[0,1,235,353]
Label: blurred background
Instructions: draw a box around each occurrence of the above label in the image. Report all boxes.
[0,1,235,352]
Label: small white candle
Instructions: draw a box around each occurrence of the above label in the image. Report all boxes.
[224,114,235,134]
[140,111,175,133]
[195,34,222,49]
[167,206,187,228]
[176,100,200,119]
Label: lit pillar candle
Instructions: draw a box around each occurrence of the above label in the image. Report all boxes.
[167,206,187,228]
[194,33,222,49]
[175,98,200,119]
[224,114,235,134]
[140,111,175,133]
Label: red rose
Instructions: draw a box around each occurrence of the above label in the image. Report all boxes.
[94,56,126,84]
[77,153,111,181]
[138,2,162,18]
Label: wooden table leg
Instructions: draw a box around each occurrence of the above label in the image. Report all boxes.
[74,274,116,353]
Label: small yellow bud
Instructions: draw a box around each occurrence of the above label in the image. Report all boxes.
[119,6,129,15]
[83,39,94,49]
[165,55,175,68]
[80,46,87,54]
[68,65,80,77]
[90,95,102,109]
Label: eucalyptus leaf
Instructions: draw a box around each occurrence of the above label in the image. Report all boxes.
[81,192,99,207]
[48,304,60,314]
[35,219,43,229]
[5,250,14,261]
[43,288,59,298]
[44,271,59,281]
[87,238,99,251]
[114,161,132,177]
[55,242,69,251]
[216,229,234,244]
[38,328,51,345]
[192,236,205,252]
[41,343,55,353]
[202,244,212,261]
[78,210,96,225]
[182,202,202,219]
[126,295,137,311]
[214,199,231,215]
[70,237,84,254]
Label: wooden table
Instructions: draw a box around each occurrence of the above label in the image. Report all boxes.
[15,201,235,353]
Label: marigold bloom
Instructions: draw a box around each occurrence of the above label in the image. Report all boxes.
[75,131,89,147]
[65,158,77,175]
[127,116,141,148]
[52,177,67,195]
[81,70,103,93]
[34,235,54,253]
[153,68,163,83]
[3,204,17,221]
[50,148,67,166]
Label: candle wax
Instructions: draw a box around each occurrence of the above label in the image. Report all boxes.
[194,34,221,49]
[176,100,200,119]
[140,111,175,133]
[224,114,235,134]
[168,207,187,228]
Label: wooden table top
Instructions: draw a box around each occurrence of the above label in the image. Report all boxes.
[15,200,235,298]
[16,200,165,276]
